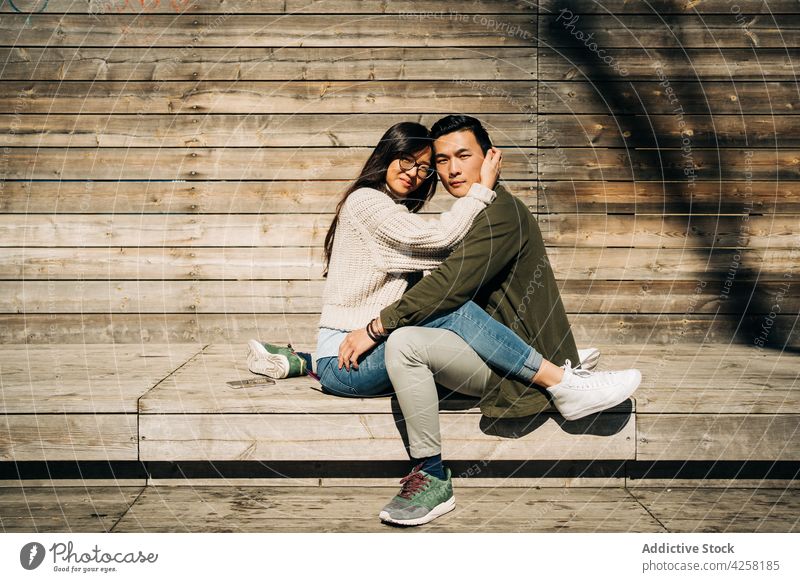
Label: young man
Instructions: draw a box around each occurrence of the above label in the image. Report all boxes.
[337,115,641,526]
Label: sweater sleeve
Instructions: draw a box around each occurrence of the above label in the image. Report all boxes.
[378,200,524,331]
[344,183,496,273]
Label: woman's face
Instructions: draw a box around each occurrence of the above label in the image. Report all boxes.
[384,147,433,199]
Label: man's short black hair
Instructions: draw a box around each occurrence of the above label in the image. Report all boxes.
[430,115,493,154]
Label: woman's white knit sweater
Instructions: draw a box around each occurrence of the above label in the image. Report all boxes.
[318,182,496,331]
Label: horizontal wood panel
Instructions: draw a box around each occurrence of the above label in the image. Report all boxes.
[145,343,800,415]
[140,343,630,415]
[1,114,537,147]
[1,280,794,315]
[0,414,138,461]
[0,1,786,15]
[539,181,800,213]
[605,345,800,414]
[5,146,787,182]
[2,147,536,180]
[538,148,800,181]
[627,488,800,532]
[139,412,635,461]
[141,346,382,414]
[0,344,202,414]
[536,214,798,248]
[0,15,537,47]
[636,384,800,415]
[17,111,800,149]
[0,48,537,81]
[0,81,537,113]
[1,247,794,281]
[9,146,800,181]
[4,0,537,14]
[108,489,661,533]
[0,487,140,530]
[0,214,794,248]
[637,414,800,461]
[540,81,800,114]
[0,490,661,532]
[540,15,800,48]
[0,0,785,15]
[539,114,800,148]
[0,112,800,148]
[1,314,796,346]
[539,0,796,13]
[539,48,800,80]
[0,181,537,213]
[0,179,795,215]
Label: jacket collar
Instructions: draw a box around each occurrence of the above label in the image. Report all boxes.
[493,182,513,199]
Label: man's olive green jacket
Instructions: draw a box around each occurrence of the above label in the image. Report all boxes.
[379,183,580,419]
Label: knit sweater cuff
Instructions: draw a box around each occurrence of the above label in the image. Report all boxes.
[465,182,496,204]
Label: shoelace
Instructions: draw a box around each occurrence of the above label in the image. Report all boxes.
[397,463,430,499]
[563,358,615,388]
[564,358,594,377]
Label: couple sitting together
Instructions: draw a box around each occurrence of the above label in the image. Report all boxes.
[246,115,642,527]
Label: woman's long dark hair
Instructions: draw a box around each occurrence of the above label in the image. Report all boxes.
[322,122,437,278]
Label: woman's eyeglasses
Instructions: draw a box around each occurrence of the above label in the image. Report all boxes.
[398,154,434,179]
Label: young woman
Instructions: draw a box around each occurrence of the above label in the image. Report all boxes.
[247,121,639,525]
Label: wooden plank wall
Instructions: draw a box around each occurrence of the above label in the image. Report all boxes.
[0,0,796,347]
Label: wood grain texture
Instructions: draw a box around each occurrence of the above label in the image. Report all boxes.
[539,48,800,80]
[138,413,635,461]
[0,414,139,461]
[0,4,796,353]
[0,14,537,47]
[0,50,536,82]
[540,80,800,113]
[0,486,142,533]
[1,314,796,345]
[109,485,663,533]
[539,0,797,13]
[540,15,800,49]
[1,0,537,13]
[1,247,794,281]
[0,214,793,248]
[627,488,800,532]
[0,344,203,413]
[0,147,536,180]
[0,113,536,147]
[1,280,796,314]
[637,414,800,461]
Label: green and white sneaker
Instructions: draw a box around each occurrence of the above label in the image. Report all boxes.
[246,339,307,379]
[379,463,455,526]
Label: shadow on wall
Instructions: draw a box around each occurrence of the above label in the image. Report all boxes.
[542,1,795,352]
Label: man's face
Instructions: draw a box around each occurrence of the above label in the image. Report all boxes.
[432,130,485,197]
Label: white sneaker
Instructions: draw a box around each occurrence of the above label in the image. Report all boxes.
[547,359,641,421]
[577,347,600,371]
[246,339,289,379]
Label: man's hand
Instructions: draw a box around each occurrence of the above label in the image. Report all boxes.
[480,147,502,189]
[338,328,378,371]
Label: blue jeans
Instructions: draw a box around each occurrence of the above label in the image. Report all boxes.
[316,300,543,397]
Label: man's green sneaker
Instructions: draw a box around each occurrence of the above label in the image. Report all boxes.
[246,339,307,379]
[379,463,455,526]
